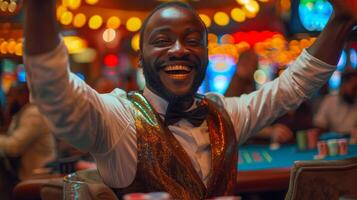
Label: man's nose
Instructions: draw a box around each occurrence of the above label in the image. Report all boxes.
[168,40,187,58]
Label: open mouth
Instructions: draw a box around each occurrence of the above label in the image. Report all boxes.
[163,65,193,80]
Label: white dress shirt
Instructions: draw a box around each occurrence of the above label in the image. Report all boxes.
[24,40,335,188]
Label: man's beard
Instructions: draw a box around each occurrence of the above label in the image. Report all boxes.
[141,58,207,105]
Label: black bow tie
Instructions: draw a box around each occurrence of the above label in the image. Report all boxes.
[164,100,209,127]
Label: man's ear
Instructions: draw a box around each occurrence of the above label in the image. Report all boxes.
[138,51,143,68]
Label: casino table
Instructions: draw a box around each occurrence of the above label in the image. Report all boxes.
[235,143,357,193]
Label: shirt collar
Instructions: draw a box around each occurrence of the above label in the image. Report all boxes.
[142,87,198,116]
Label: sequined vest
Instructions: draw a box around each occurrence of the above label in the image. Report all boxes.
[112,92,238,199]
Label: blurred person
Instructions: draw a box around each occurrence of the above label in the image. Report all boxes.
[314,70,357,134]
[0,83,56,199]
[24,0,356,199]
[225,50,296,143]
[225,49,258,97]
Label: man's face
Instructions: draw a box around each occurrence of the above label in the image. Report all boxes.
[140,6,208,101]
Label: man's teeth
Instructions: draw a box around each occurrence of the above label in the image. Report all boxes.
[164,65,191,72]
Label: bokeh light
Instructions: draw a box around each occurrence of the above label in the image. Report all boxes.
[89,15,103,30]
[73,13,86,28]
[107,16,121,29]
[199,14,211,28]
[126,17,142,32]
[131,33,140,51]
[214,12,230,26]
[85,0,99,5]
[102,28,116,42]
[231,8,246,22]
[60,11,74,25]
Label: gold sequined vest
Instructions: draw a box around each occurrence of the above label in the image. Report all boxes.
[112,92,238,199]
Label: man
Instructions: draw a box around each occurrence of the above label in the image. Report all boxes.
[24,0,356,199]
[314,71,357,134]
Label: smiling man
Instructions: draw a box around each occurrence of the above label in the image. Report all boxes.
[23,1,356,199]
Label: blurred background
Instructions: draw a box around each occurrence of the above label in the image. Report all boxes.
[0,0,356,96]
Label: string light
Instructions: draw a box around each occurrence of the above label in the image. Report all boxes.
[60,11,73,25]
[131,33,140,51]
[85,0,99,5]
[126,17,142,32]
[107,16,121,29]
[89,15,103,30]
[231,8,246,22]
[102,28,116,42]
[199,14,211,28]
[73,13,86,28]
[214,12,230,26]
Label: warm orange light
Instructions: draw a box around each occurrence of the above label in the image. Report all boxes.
[89,15,103,30]
[103,28,116,42]
[244,0,260,14]
[107,16,121,29]
[8,1,16,13]
[236,0,252,5]
[56,5,67,20]
[15,42,22,56]
[199,14,211,28]
[131,33,140,51]
[73,13,86,28]
[85,0,99,5]
[208,33,218,44]
[126,17,142,32]
[231,8,246,22]
[214,12,230,26]
[220,34,234,44]
[65,0,81,10]
[0,1,8,12]
[7,40,16,54]
[60,11,73,25]
[0,41,8,54]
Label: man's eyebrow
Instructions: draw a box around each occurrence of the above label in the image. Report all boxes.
[184,27,202,35]
[148,27,171,39]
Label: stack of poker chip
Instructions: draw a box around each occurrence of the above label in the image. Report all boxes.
[315,139,349,159]
[316,141,329,159]
[337,138,348,155]
[123,192,171,200]
[296,131,308,151]
[307,129,319,149]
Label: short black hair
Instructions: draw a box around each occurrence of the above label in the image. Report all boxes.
[139,1,208,51]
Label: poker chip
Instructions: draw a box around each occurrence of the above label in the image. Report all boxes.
[269,142,280,150]
[313,154,325,160]
[123,193,150,200]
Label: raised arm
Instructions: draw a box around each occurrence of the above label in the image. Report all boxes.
[23,0,134,154]
[307,0,356,65]
[226,1,356,143]
[24,0,60,55]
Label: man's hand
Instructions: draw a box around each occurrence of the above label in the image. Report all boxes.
[271,124,294,143]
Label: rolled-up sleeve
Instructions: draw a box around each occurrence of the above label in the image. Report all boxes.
[225,49,336,144]
[24,40,134,154]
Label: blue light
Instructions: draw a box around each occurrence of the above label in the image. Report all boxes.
[206,54,236,94]
[17,64,26,83]
[328,71,341,91]
[299,0,333,31]
[75,72,85,80]
[337,50,347,71]
[350,49,357,69]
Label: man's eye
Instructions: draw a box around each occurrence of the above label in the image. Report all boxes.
[186,39,201,46]
[154,39,170,46]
